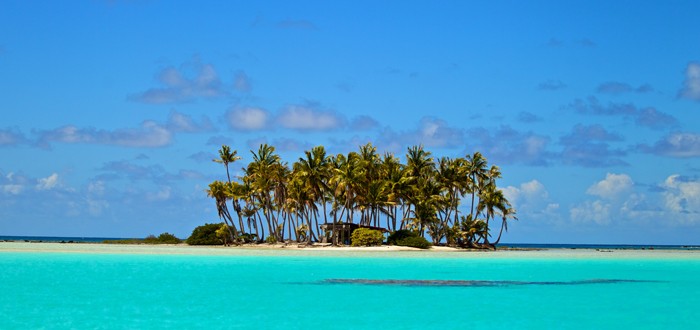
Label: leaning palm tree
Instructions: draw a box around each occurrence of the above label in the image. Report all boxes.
[213,145,245,233]
[491,203,517,246]
[207,180,238,244]
[476,182,509,248]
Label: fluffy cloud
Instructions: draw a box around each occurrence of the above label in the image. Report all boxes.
[277,105,345,131]
[226,107,270,131]
[37,121,172,148]
[678,62,700,101]
[131,59,227,104]
[586,173,633,199]
[568,97,677,130]
[503,180,549,204]
[502,180,560,223]
[166,111,215,133]
[637,132,700,158]
[597,82,653,95]
[1,172,28,195]
[662,175,700,223]
[570,200,611,225]
[36,173,59,190]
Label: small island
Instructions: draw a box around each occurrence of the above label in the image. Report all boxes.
[193,142,517,250]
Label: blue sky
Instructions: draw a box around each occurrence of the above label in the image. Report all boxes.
[2,1,700,244]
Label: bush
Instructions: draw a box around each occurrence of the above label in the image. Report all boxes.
[186,223,225,245]
[156,232,181,244]
[387,230,419,245]
[396,236,432,249]
[351,228,384,247]
[265,235,277,244]
[143,235,159,244]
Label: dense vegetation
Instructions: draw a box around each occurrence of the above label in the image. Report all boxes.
[207,143,517,248]
[186,223,226,245]
[350,228,384,247]
[104,232,182,244]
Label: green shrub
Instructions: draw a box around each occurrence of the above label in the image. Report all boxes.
[186,223,225,245]
[387,230,419,245]
[396,236,432,249]
[143,235,159,244]
[265,235,277,244]
[350,228,384,247]
[156,232,181,244]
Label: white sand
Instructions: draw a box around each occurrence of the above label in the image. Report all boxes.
[1,241,699,259]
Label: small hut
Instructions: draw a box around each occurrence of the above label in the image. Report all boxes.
[320,223,389,245]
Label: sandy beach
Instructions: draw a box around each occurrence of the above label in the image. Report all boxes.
[1,241,698,259]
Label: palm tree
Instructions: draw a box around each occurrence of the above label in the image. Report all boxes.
[207,181,238,244]
[465,152,488,220]
[213,145,245,234]
[213,145,241,183]
[295,146,331,233]
[492,204,517,246]
[476,182,509,248]
[403,145,435,235]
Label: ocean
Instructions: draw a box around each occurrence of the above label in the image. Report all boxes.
[1,243,699,329]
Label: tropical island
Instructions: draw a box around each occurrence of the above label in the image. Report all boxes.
[190,142,517,250]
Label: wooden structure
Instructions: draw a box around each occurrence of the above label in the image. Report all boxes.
[319,223,389,245]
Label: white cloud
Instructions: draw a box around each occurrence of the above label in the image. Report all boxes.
[227,107,269,130]
[36,173,59,190]
[37,121,172,148]
[570,200,611,225]
[678,62,700,101]
[2,184,22,195]
[277,105,344,131]
[501,180,560,223]
[638,132,700,158]
[166,111,214,133]
[662,175,700,223]
[502,180,548,206]
[586,173,633,199]
[131,59,227,104]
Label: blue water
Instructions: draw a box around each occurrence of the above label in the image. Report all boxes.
[1,250,698,329]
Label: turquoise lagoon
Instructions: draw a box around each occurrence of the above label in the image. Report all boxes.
[1,244,698,329]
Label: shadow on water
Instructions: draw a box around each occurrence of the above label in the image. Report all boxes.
[316,278,662,287]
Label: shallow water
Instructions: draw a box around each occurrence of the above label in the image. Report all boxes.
[1,244,698,329]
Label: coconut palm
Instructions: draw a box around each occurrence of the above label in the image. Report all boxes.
[476,182,509,247]
[492,204,517,246]
[207,180,238,244]
[465,151,488,220]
